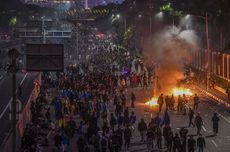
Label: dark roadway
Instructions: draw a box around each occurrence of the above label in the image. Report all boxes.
[124,87,230,152]
[0,72,37,145]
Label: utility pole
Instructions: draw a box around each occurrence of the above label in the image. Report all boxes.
[41,17,46,44]
[205,12,210,91]
[8,48,19,152]
[149,16,152,34]
[124,17,127,33]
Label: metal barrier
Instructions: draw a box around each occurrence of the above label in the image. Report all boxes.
[190,49,230,81]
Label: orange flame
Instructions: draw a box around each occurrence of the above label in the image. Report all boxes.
[145,97,158,107]
[172,88,193,96]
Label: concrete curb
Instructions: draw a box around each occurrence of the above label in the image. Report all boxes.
[196,86,230,108]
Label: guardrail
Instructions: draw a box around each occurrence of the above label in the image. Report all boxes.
[0,73,41,152]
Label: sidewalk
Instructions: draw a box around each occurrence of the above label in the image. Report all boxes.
[195,83,230,107]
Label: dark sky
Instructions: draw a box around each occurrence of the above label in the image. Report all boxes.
[0,0,24,10]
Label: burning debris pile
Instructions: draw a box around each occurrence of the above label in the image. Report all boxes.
[143,25,199,95]
[145,97,158,107]
[145,87,193,107]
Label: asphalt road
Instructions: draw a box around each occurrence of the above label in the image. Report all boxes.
[0,72,37,144]
[124,87,230,152]
[41,86,230,152]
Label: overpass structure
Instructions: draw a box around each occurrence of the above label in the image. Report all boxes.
[18,29,71,38]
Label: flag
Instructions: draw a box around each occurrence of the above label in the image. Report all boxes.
[160,109,170,127]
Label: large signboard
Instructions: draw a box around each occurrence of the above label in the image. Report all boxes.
[26,44,64,71]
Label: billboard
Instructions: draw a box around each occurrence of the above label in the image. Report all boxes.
[26,44,64,71]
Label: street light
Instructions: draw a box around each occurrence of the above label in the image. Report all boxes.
[155,12,163,19]
[137,13,153,34]
[8,48,19,152]
[115,14,126,33]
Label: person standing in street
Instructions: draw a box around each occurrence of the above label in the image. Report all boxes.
[187,136,196,152]
[170,94,175,111]
[188,108,195,127]
[131,92,136,108]
[110,113,117,132]
[173,133,181,152]
[197,135,206,152]
[194,113,203,135]
[177,95,182,113]
[54,131,62,151]
[166,130,173,152]
[212,112,220,135]
[156,127,162,149]
[77,136,86,152]
[101,134,108,152]
[165,95,170,110]
[193,94,200,111]
[124,125,132,150]
[157,93,164,112]
[116,126,123,151]
[179,127,188,152]
[163,123,171,148]
[138,119,148,142]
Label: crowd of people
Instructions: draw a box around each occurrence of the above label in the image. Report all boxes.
[39,62,220,152]
[21,87,50,152]
[18,32,223,152]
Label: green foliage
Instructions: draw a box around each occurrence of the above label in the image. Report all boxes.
[160,3,173,12]
[123,26,135,50]
[174,10,184,17]
[9,16,17,26]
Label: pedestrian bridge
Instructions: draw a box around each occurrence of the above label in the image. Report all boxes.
[18,30,72,38]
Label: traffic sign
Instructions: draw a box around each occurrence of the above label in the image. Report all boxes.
[26,44,64,71]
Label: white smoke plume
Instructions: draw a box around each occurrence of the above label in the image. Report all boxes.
[143,25,199,94]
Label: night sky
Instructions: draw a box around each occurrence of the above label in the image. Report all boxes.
[0,0,24,10]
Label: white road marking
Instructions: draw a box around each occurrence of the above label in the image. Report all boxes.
[203,98,230,124]
[218,113,230,123]
[202,126,207,132]
[211,140,218,147]
[0,73,28,119]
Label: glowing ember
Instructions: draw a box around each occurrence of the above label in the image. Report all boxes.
[145,97,158,107]
[172,88,193,96]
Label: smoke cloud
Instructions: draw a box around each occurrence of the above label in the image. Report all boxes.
[143,25,199,95]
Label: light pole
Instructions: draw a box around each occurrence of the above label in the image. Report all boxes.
[116,14,127,33]
[138,14,152,34]
[8,48,19,152]
[187,13,210,90]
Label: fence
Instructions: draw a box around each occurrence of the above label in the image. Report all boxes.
[189,49,230,82]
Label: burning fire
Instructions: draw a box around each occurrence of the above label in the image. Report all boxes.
[145,97,158,107]
[145,88,193,107]
[172,88,193,96]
